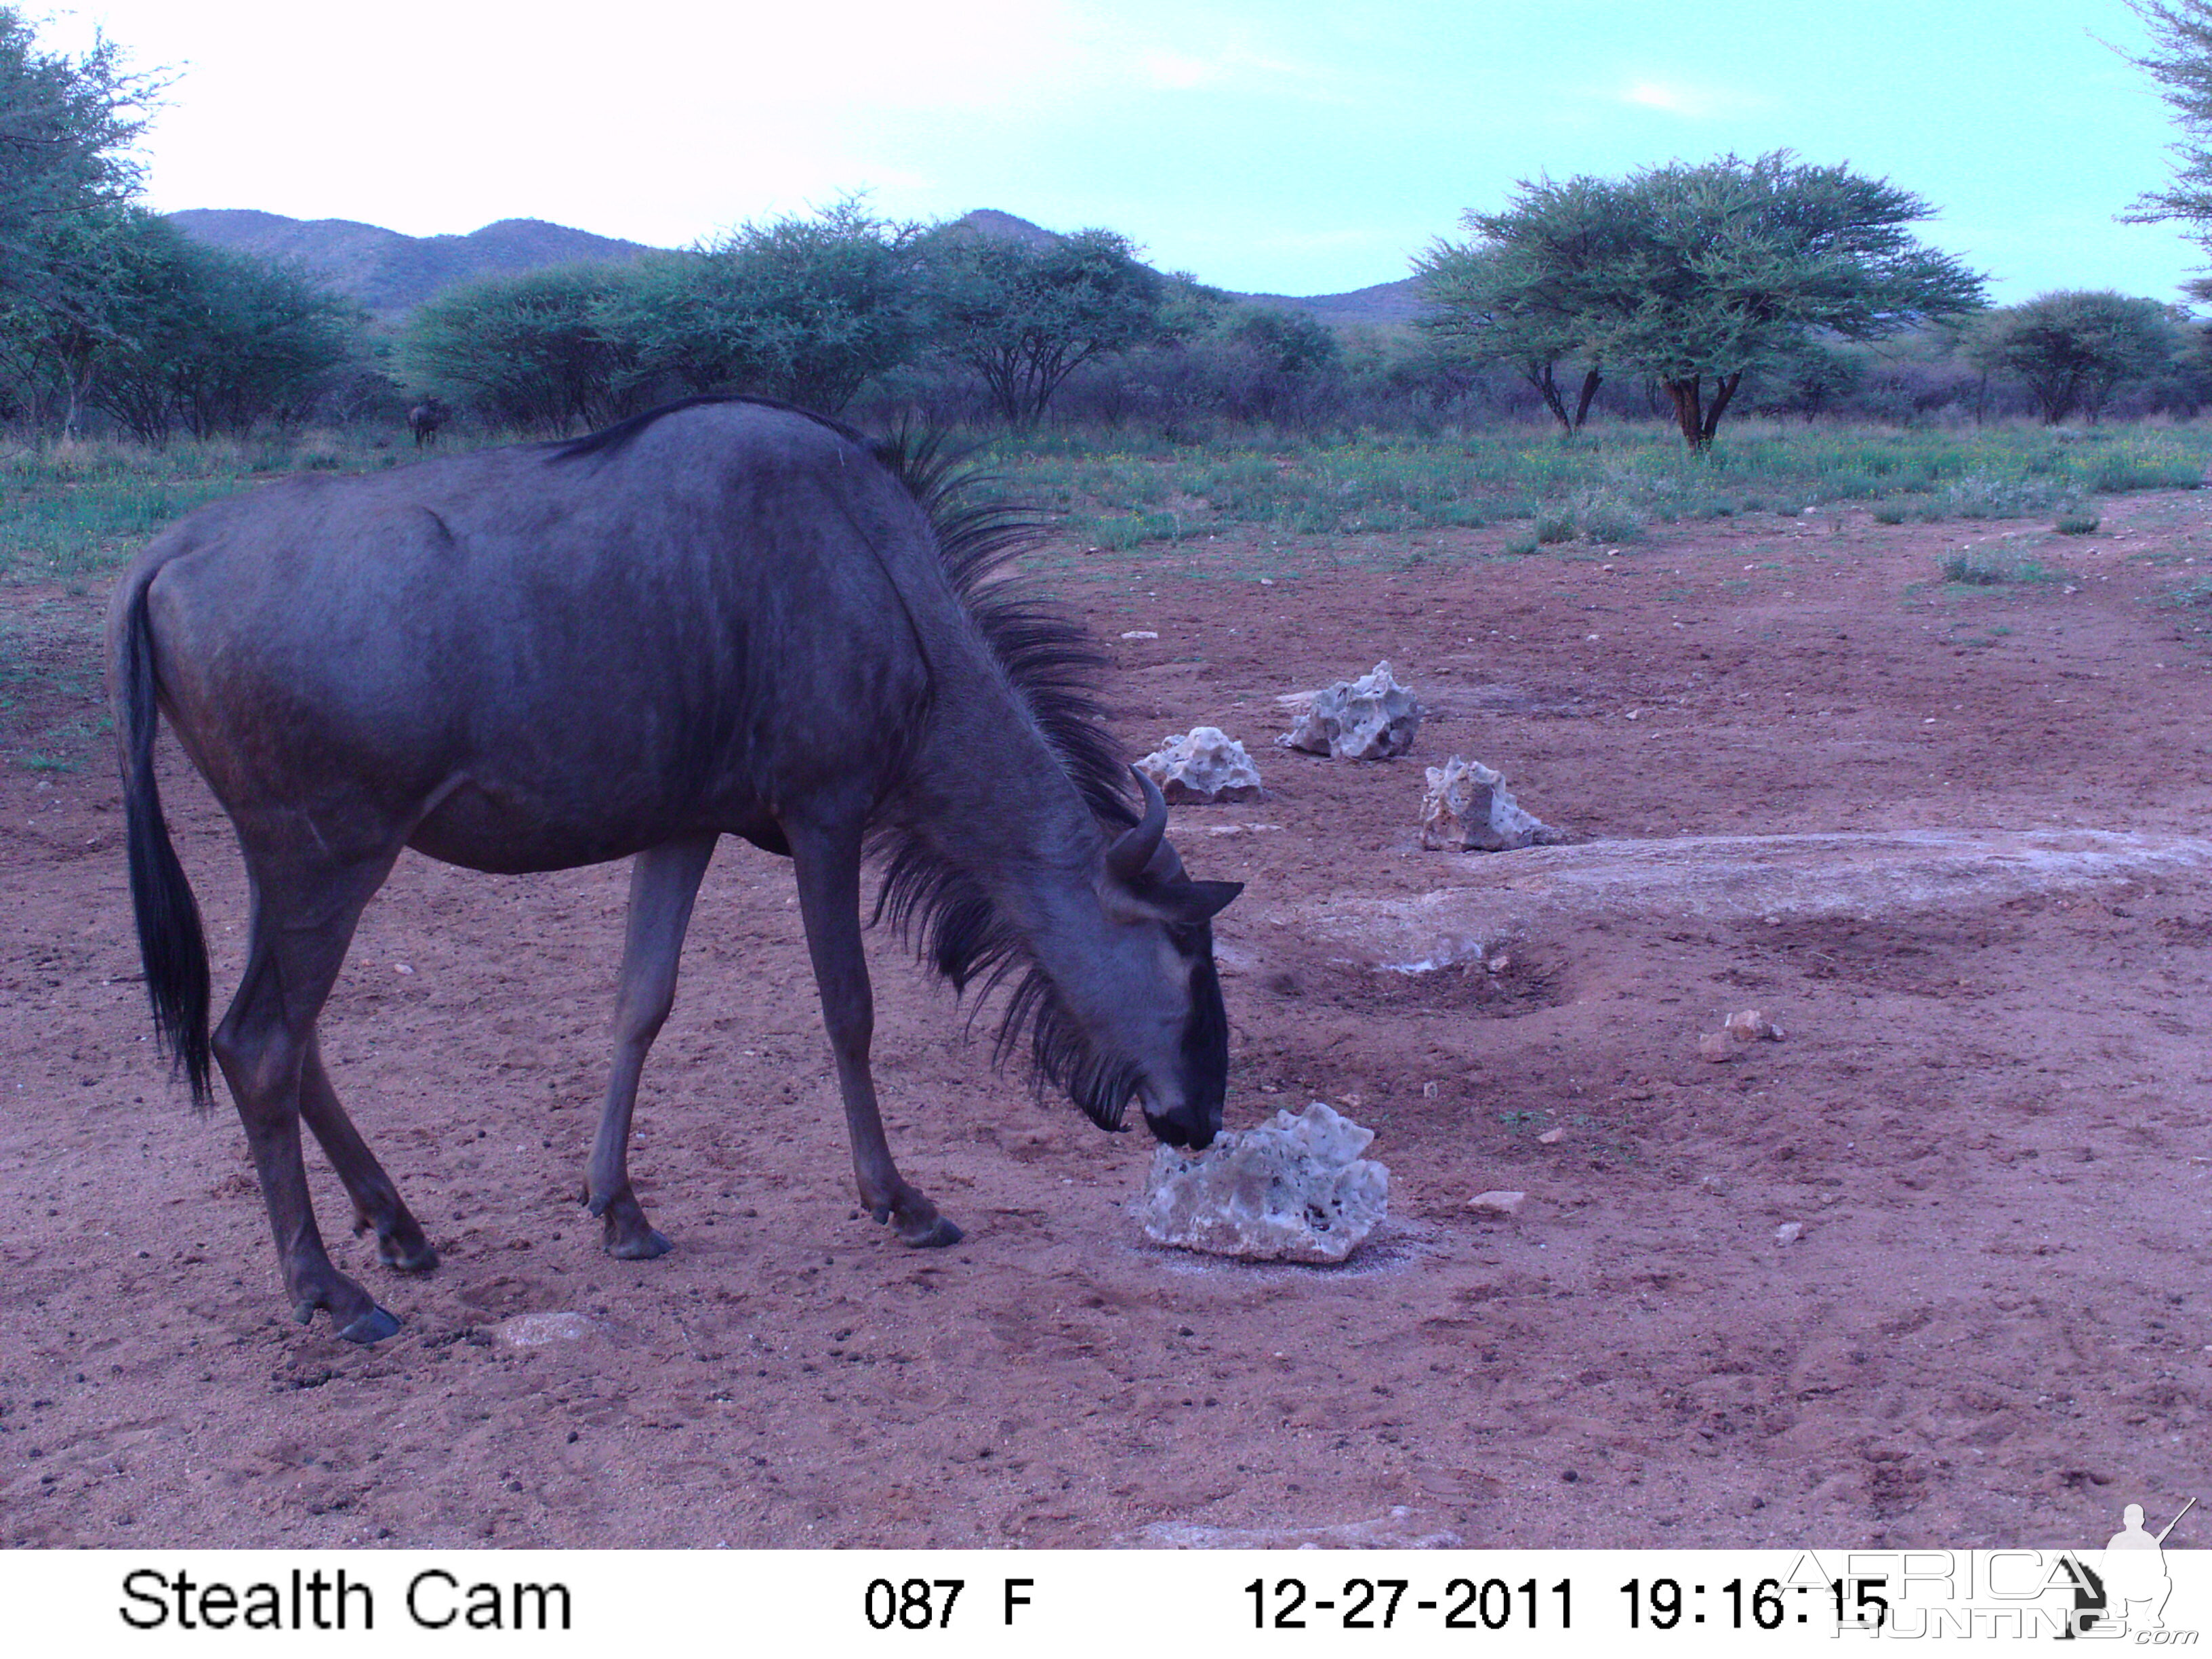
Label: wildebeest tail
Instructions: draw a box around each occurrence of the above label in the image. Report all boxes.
[115,572,213,1107]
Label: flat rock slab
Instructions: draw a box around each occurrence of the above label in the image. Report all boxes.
[1268,829,2212,971]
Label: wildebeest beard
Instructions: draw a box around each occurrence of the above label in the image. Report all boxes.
[872,850,1146,1132]
[865,428,1164,1130]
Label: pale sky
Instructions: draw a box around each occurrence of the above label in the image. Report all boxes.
[30,0,2212,304]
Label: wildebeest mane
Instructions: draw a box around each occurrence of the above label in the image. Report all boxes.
[865,427,1145,1131]
[563,394,1147,1128]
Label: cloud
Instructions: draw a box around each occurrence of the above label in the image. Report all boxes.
[1618,79,1774,119]
[1142,51,1225,91]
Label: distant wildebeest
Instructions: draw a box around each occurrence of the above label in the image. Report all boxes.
[406,398,447,447]
[109,396,1241,1343]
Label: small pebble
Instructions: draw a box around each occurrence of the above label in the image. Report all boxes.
[1725,1009,1784,1042]
[1466,1189,1526,1217]
[1774,1222,1804,1246]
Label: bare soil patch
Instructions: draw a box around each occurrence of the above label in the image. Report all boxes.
[3,498,2209,1548]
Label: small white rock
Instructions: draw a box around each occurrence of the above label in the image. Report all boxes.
[1467,1189,1526,1217]
[1774,1222,1804,1246]
[1725,1009,1785,1042]
[490,1311,592,1347]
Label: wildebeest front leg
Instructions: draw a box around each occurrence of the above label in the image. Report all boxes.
[296,1035,437,1272]
[787,819,962,1248]
[586,832,716,1258]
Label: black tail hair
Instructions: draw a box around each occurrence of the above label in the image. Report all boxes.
[116,575,213,1107]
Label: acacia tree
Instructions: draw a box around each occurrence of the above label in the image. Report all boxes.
[1415,175,1616,434]
[918,227,1181,424]
[1422,154,1986,449]
[406,265,651,434]
[2121,2,2212,251]
[0,9,160,324]
[600,199,926,412]
[1965,291,2182,424]
[0,205,356,439]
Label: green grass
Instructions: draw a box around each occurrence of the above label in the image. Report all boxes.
[0,429,418,585]
[5,419,2211,586]
[977,419,2212,550]
[2169,575,2212,608]
[1940,549,2072,586]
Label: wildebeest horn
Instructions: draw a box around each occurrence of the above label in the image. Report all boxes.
[1107,766,1168,882]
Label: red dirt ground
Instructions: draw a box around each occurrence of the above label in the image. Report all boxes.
[3,493,2209,1549]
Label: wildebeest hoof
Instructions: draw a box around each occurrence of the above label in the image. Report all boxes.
[377,1234,438,1273]
[899,1216,963,1248]
[607,1226,672,1261]
[337,1305,403,1345]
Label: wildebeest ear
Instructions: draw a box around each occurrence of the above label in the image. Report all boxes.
[1170,880,1243,923]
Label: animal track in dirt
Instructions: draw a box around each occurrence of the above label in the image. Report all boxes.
[1744,915,2027,996]
[452,1275,565,1317]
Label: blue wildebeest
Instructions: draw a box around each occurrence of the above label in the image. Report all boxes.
[405,398,447,447]
[108,396,1240,1343]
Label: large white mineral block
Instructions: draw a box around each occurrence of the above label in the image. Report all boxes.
[1136,726,1264,803]
[1420,755,1563,852]
[1139,1101,1389,1263]
[1277,661,1422,760]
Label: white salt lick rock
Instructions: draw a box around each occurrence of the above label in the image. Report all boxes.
[1420,755,1563,852]
[1139,1101,1390,1263]
[1136,726,1264,804]
[1277,661,1423,760]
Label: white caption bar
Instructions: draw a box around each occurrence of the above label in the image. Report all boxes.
[7,1549,2207,1653]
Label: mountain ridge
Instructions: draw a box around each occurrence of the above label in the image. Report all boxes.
[165,206,1419,328]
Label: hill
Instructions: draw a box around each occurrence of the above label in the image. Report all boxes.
[164,210,654,316]
[165,206,1421,327]
[1233,277,1422,329]
[944,209,1420,329]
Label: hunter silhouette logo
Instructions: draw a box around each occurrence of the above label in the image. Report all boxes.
[2061,1496,2196,1640]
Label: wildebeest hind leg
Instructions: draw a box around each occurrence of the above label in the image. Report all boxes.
[787,816,962,1248]
[586,832,716,1258]
[214,848,403,1343]
[297,1035,437,1272]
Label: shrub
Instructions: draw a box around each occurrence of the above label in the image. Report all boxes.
[1570,487,1645,543]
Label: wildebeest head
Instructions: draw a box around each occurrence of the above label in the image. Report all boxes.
[1008,770,1241,1150]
